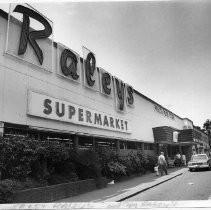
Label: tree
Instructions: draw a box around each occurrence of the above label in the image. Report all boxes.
[195,126,201,131]
[203,119,211,136]
[203,119,211,148]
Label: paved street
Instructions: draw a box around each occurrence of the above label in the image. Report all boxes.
[125,169,211,201]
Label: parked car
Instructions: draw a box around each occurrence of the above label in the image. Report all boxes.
[188,154,211,171]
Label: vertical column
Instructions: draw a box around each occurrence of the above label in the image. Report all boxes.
[152,143,158,156]
[93,137,96,150]
[116,139,120,153]
[135,142,137,150]
[158,143,162,155]
[73,135,79,151]
[163,144,168,159]
[169,145,172,158]
[37,132,40,140]
[179,146,182,155]
[183,145,192,162]
[0,122,3,180]
[155,143,160,155]
[0,122,4,137]
[141,142,144,152]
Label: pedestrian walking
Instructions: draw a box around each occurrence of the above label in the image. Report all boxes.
[176,153,181,159]
[174,153,182,167]
[158,152,168,176]
[182,154,186,165]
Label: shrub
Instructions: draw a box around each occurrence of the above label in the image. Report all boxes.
[49,161,79,184]
[98,148,157,178]
[74,149,102,180]
[54,161,76,175]
[0,134,159,192]
[0,136,74,181]
[118,151,151,175]
[0,136,36,180]
[17,178,45,190]
[125,151,145,175]
[145,153,158,171]
[0,179,14,203]
[64,172,79,182]
[106,161,126,179]
[97,147,127,179]
[118,155,133,175]
[137,151,149,172]
[48,174,68,185]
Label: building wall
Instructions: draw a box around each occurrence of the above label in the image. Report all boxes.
[0,10,186,143]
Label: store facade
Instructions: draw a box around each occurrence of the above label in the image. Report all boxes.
[0,4,209,160]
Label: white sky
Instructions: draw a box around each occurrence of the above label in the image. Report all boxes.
[1,1,211,128]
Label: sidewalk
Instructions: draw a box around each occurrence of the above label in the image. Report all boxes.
[56,167,188,203]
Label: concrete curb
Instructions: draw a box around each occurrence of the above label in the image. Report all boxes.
[102,168,188,202]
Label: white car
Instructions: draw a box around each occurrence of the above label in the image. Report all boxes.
[188,154,211,171]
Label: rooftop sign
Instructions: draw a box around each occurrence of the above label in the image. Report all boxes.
[5,4,134,113]
[154,104,175,120]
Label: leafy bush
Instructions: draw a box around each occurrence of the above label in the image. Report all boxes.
[145,153,158,171]
[118,155,133,175]
[48,172,78,185]
[0,136,37,180]
[118,151,151,175]
[97,148,127,179]
[0,177,48,203]
[106,161,126,179]
[124,152,145,175]
[0,179,14,203]
[74,149,102,180]
[0,136,74,181]
[0,134,159,200]
[97,148,158,179]
[54,161,76,175]
[137,151,149,173]
[64,172,79,182]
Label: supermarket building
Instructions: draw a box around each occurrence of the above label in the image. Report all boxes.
[0,4,209,162]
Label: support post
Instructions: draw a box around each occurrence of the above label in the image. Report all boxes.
[0,122,4,138]
[141,142,144,152]
[179,146,182,155]
[93,137,96,150]
[73,135,79,151]
[116,139,120,153]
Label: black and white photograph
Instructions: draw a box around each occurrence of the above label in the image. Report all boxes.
[0,0,211,209]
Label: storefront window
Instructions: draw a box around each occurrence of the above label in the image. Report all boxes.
[79,136,94,149]
[3,125,74,148]
[95,138,116,150]
[120,141,127,150]
[144,143,154,150]
[127,141,137,150]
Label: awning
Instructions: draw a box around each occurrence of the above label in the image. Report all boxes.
[157,141,197,146]
[171,142,197,146]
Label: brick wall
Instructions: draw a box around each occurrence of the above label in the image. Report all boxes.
[12,177,107,203]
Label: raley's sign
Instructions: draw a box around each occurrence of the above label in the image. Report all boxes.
[28,91,131,133]
[8,4,134,111]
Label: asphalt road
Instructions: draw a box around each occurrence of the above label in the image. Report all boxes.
[125,168,211,201]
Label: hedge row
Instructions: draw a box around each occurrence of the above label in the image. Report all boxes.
[0,135,157,203]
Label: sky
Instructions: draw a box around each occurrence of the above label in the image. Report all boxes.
[1,1,211,128]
